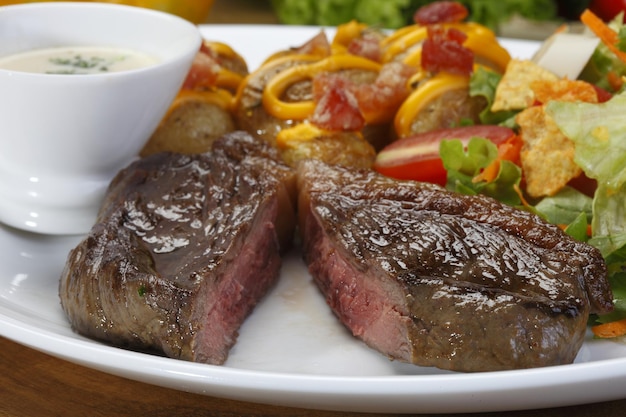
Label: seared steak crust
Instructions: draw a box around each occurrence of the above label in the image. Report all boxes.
[297,159,612,372]
[59,132,296,364]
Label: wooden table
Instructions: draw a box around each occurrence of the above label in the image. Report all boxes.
[3,334,626,417]
[3,1,626,416]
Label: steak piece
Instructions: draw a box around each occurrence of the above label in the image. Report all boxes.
[297,159,612,372]
[59,131,297,364]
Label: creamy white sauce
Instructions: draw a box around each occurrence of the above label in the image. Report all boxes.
[0,46,158,74]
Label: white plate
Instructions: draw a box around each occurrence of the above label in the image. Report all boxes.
[2,25,626,414]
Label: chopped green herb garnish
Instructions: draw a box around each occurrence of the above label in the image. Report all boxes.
[46,54,126,74]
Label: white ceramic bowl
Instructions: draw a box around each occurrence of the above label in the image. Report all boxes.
[0,2,201,235]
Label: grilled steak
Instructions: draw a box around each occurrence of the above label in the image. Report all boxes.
[59,131,297,364]
[297,159,612,372]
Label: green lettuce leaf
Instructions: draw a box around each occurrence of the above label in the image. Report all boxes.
[565,211,590,243]
[547,94,626,285]
[546,94,626,251]
[469,67,519,126]
[591,183,626,250]
[617,24,626,52]
[534,186,593,227]
[546,95,626,192]
[440,137,522,205]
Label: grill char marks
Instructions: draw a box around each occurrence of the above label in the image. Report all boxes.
[59,131,296,364]
[297,159,612,372]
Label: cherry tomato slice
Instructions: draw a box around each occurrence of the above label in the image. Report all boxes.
[374,125,515,186]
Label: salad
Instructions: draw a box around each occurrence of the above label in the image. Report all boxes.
[375,7,626,337]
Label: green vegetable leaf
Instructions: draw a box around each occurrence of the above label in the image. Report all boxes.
[440,137,522,205]
[441,137,495,178]
[618,25,626,53]
[469,67,519,126]
[547,94,626,253]
[547,95,626,192]
[564,211,589,243]
[534,186,593,227]
[480,160,523,205]
[591,183,626,247]
[547,94,626,290]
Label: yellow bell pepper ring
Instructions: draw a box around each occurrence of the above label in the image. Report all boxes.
[332,20,370,49]
[276,122,332,148]
[170,89,235,114]
[401,27,510,73]
[262,54,381,122]
[201,41,248,92]
[382,26,428,63]
[380,23,421,49]
[394,72,470,138]
[233,54,321,110]
[205,41,243,62]
[214,68,245,92]
[382,22,510,74]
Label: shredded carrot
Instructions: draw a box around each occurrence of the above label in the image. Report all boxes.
[472,134,522,183]
[581,9,626,64]
[592,317,626,338]
[607,70,624,91]
[473,159,501,184]
[513,183,533,209]
[499,134,523,165]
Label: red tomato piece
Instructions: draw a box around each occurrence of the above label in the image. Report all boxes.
[422,26,473,75]
[589,0,626,22]
[347,34,382,62]
[355,62,415,118]
[374,125,515,186]
[592,84,613,102]
[182,49,220,90]
[294,31,332,56]
[311,63,413,129]
[413,1,469,25]
[311,74,365,131]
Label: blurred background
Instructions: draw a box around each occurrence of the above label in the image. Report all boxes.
[0,0,617,39]
[206,0,596,39]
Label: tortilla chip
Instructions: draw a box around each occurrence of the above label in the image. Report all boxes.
[516,106,581,198]
[491,59,559,112]
[531,79,598,104]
